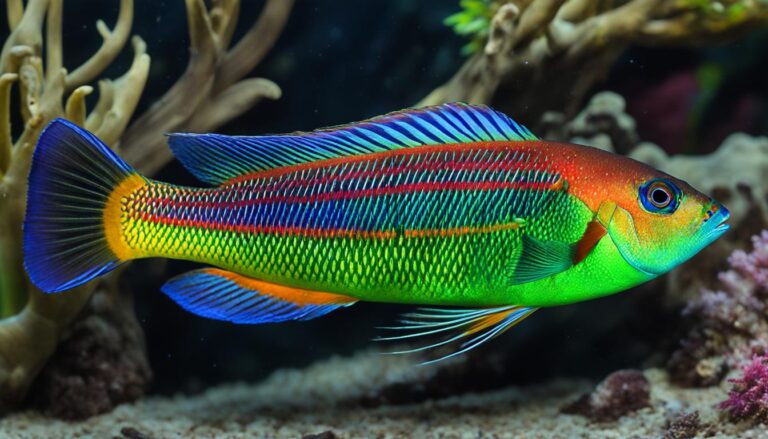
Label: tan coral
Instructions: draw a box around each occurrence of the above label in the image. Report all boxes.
[422,0,768,121]
[0,0,292,412]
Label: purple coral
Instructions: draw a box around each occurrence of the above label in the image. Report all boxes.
[668,231,768,386]
[720,355,768,423]
[684,231,768,334]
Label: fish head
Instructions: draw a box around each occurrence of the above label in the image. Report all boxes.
[599,171,729,277]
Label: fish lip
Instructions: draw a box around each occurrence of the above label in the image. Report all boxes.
[704,207,730,241]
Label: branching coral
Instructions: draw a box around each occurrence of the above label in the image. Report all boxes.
[720,354,768,424]
[668,231,768,387]
[0,0,292,413]
[121,0,291,175]
[423,0,768,122]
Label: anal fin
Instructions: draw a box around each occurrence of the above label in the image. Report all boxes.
[376,306,537,365]
[161,268,357,324]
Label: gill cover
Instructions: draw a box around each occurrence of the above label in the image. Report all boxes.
[603,202,694,276]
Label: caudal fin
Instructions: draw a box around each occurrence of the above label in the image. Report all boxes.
[24,118,139,293]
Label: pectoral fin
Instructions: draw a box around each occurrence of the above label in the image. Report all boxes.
[511,219,608,284]
[511,235,574,284]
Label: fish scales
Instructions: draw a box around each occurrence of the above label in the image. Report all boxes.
[119,143,583,305]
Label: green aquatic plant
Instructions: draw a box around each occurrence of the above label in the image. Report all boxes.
[445,0,497,55]
[0,0,292,413]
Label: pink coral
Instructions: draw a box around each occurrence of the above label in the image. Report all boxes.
[720,355,768,423]
[684,231,768,332]
[668,231,768,386]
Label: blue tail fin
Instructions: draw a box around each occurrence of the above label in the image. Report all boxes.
[24,119,137,293]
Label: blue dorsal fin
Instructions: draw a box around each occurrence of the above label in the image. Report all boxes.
[167,103,538,185]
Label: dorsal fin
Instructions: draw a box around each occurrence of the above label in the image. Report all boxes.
[167,103,538,185]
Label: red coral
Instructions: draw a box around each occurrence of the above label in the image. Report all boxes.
[720,355,768,423]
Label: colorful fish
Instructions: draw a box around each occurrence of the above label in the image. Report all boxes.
[23,104,729,363]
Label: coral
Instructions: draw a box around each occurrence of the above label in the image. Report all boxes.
[423,0,768,123]
[0,0,292,413]
[720,355,768,424]
[561,369,651,422]
[668,231,768,386]
[540,91,639,154]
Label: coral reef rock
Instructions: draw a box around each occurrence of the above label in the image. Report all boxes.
[27,285,151,420]
[664,411,709,439]
[561,369,651,422]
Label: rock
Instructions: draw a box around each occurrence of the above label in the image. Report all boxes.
[664,411,706,439]
[28,286,151,420]
[561,370,651,422]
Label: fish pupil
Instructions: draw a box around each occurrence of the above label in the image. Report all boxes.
[651,187,670,207]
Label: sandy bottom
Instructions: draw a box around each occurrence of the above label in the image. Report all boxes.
[0,350,762,439]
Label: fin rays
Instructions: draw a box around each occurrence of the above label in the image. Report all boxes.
[168,103,538,185]
[376,306,537,365]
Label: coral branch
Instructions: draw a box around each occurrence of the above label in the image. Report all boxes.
[45,0,62,84]
[211,0,241,49]
[213,0,294,92]
[426,0,768,121]
[0,73,17,176]
[85,79,114,134]
[64,0,133,91]
[92,37,149,147]
[6,0,23,31]
[512,0,567,47]
[64,86,93,127]
[18,57,43,124]
[0,0,47,73]
[186,77,281,131]
[121,0,291,175]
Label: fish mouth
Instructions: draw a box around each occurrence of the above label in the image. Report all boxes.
[703,204,730,241]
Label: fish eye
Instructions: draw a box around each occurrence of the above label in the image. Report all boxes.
[639,179,680,214]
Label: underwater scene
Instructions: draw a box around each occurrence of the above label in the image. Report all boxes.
[1,0,768,438]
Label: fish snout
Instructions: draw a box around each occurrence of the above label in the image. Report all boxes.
[702,200,730,239]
